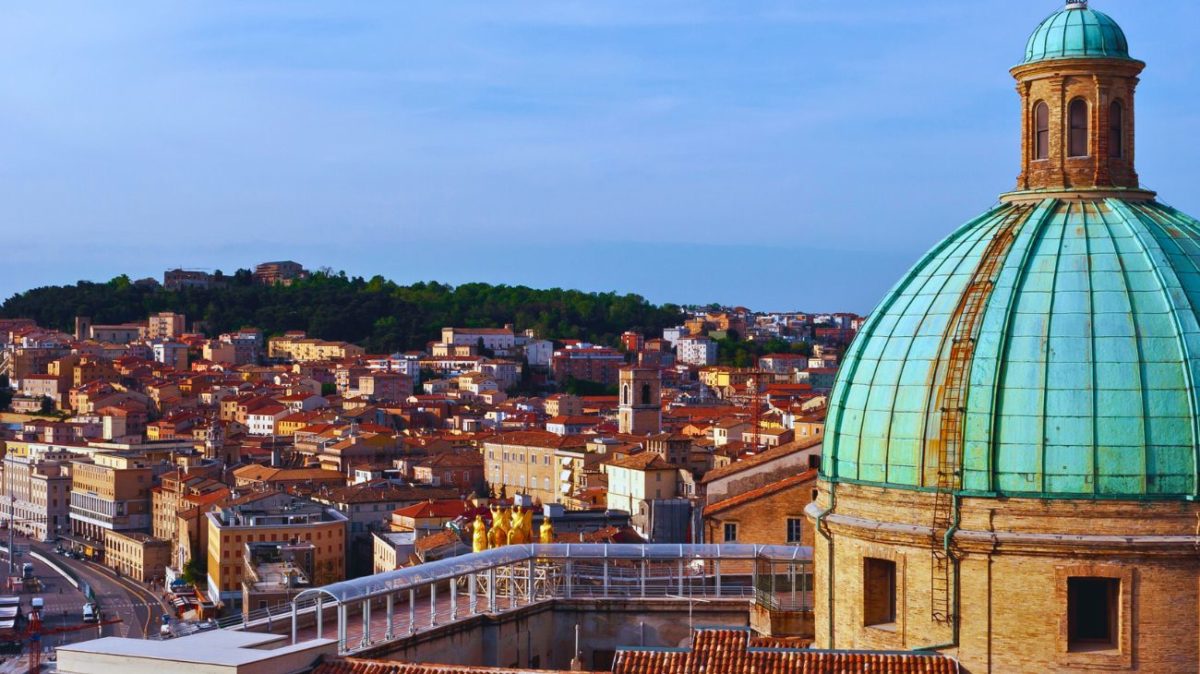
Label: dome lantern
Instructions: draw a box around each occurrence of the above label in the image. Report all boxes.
[1010,2,1147,199]
[1023,2,1131,64]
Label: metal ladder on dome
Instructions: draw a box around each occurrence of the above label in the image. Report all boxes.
[930,203,1034,624]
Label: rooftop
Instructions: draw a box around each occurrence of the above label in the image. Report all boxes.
[56,630,336,669]
[613,628,956,674]
[316,658,587,674]
[704,469,819,517]
[701,437,820,484]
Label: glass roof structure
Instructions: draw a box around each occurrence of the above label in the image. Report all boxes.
[297,544,810,604]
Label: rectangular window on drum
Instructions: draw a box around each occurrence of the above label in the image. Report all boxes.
[1069,99,1089,157]
[1035,102,1050,160]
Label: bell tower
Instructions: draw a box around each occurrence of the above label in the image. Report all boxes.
[1009,1,1151,199]
[618,367,661,435]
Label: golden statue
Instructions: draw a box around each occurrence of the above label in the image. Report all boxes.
[488,520,504,548]
[488,505,510,548]
[507,508,527,545]
[524,507,534,541]
[472,515,489,553]
[539,517,554,544]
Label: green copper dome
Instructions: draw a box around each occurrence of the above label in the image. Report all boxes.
[1024,3,1130,64]
[824,199,1200,499]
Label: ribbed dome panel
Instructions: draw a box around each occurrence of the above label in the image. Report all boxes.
[1024,6,1130,63]
[825,199,1200,499]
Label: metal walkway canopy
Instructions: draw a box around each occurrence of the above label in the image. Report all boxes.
[301,543,810,605]
[272,543,812,655]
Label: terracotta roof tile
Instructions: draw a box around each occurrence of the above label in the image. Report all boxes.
[484,430,587,450]
[700,437,821,484]
[613,628,956,674]
[606,452,674,471]
[703,469,819,517]
[392,499,475,519]
[314,657,589,674]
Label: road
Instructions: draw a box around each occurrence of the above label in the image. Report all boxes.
[18,537,167,640]
[0,544,89,641]
[67,553,164,638]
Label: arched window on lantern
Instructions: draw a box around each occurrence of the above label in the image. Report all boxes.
[1109,100,1124,159]
[1034,101,1050,160]
[1068,99,1089,157]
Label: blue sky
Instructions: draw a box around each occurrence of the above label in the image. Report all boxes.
[2,1,1198,313]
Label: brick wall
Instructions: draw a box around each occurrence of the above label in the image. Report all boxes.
[809,481,1200,672]
[1013,58,1143,192]
[704,475,817,547]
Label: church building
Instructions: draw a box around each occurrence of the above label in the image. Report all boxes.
[811,2,1200,671]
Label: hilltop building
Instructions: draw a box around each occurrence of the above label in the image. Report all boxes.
[254,260,307,285]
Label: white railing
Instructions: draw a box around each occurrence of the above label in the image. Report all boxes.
[241,544,815,655]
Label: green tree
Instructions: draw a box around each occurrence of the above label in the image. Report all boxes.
[0,272,685,353]
[181,555,207,586]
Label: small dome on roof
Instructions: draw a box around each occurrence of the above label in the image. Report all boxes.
[1024,2,1131,64]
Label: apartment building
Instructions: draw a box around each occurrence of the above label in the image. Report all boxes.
[69,453,154,541]
[543,394,582,418]
[152,469,229,543]
[482,431,587,503]
[253,260,307,285]
[355,373,412,402]
[440,326,516,356]
[267,333,364,362]
[19,375,64,409]
[6,345,70,387]
[89,324,144,345]
[150,341,188,371]
[147,312,186,340]
[163,269,213,291]
[550,344,625,386]
[604,452,679,517]
[104,530,171,583]
[246,405,289,435]
[0,448,72,542]
[205,491,348,613]
[676,336,718,366]
[173,487,234,574]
